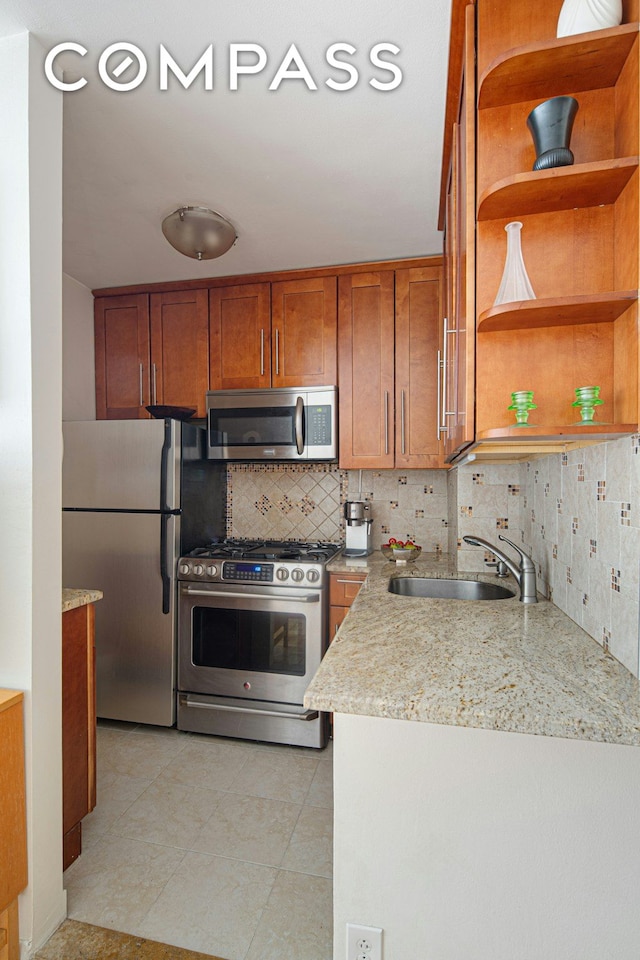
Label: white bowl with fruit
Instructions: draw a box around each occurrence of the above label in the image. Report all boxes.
[380,539,422,563]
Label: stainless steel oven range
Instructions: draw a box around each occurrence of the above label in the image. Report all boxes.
[177,538,341,748]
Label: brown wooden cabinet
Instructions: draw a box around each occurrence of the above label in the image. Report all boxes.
[0,690,27,960]
[328,572,366,641]
[209,276,337,390]
[338,263,444,469]
[62,603,97,870]
[150,290,209,417]
[95,289,209,418]
[94,294,150,419]
[440,1,640,461]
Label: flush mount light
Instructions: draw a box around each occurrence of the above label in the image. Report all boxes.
[161,205,237,260]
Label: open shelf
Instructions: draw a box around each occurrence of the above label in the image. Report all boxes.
[477,291,638,333]
[477,158,639,221]
[478,23,639,109]
[477,423,638,442]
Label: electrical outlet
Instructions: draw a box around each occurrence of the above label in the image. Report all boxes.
[346,923,382,960]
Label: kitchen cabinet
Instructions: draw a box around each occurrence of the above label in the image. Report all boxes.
[62,603,97,870]
[95,289,209,418]
[328,572,366,640]
[440,4,476,463]
[209,276,337,390]
[338,263,444,469]
[0,690,27,960]
[440,2,640,461]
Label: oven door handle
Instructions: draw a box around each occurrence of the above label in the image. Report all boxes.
[182,586,320,603]
[180,696,319,722]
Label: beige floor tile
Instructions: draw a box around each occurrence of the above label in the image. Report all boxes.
[137,851,276,960]
[281,805,333,878]
[228,750,319,804]
[157,737,256,791]
[98,730,186,780]
[110,779,220,849]
[305,759,333,809]
[245,870,333,960]
[82,771,152,843]
[193,793,301,867]
[64,835,184,931]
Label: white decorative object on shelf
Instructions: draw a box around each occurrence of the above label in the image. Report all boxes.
[557,0,622,37]
[494,221,536,307]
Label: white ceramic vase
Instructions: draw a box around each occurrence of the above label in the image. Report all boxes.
[494,222,536,307]
[557,0,622,37]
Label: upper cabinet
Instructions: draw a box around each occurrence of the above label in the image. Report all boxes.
[338,263,444,469]
[95,289,209,418]
[441,1,640,461]
[209,276,337,390]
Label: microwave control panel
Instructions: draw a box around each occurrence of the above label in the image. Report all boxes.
[307,405,332,446]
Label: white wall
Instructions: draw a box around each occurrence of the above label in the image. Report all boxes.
[334,713,640,960]
[62,274,95,420]
[0,31,66,956]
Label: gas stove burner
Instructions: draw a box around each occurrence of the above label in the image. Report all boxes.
[188,538,342,564]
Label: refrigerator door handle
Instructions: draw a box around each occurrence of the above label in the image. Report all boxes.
[160,512,171,615]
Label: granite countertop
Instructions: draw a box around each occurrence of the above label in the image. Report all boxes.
[305,551,640,746]
[62,588,103,613]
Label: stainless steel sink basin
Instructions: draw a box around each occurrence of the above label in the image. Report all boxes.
[388,577,515,600]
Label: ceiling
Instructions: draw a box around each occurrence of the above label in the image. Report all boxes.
[1,0,451,290]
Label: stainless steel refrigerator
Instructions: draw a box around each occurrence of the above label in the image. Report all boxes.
[62,418,225,726]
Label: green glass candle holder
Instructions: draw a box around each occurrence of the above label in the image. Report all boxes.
[508,390,537,427]
[572,385,603,424]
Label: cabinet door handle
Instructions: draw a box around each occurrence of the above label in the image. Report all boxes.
[384,391,389,455]
[139,362,144,406]
[152,363,157,405]
[260,328,265,377]
[401,389,406,455]
[437,349,444,439]
[275,329,280,376]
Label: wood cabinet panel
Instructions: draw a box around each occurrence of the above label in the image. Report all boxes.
[62,604,96,871]
[328,573,365,643]
[338,272,395,468]
[395,266,443,467]
[95,295,150,419]
[0,690,26,960]
[271,277,337,386]
[150,289,209,416]
[209,283,271,389]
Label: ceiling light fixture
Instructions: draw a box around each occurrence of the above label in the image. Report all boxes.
[161,205,237,260]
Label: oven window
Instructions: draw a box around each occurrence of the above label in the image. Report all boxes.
[209,406,296,447]
[192,607,306,675]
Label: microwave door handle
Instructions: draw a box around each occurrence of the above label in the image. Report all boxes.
[295,396,304,455]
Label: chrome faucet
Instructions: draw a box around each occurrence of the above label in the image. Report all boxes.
[462,534,538,604]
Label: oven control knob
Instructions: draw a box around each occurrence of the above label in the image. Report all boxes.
[206,564,218,578]
[193,563,204,576]
[306,568,320,583]
[291,568,304,582]
[276,567,289,581]
[179,562,191,576]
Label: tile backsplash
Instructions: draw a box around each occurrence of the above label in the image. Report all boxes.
[226,437,640,676]
[451,435,640,677]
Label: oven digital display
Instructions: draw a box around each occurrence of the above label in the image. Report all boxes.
[222,561,274,582]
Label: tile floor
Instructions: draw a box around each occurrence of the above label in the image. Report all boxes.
[63,722,333,960]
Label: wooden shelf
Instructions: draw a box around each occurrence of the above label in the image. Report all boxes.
[477,423,638,442]
[477,158,639,221]
[478,23,639,109]
[477,291,638,333]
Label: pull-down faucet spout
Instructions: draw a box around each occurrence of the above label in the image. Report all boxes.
[462,534,538,604]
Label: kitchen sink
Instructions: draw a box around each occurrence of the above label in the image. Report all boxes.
[388,577,515,601]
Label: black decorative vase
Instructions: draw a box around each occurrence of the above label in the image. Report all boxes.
[526,96,579,171]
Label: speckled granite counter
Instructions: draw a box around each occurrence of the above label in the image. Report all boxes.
[305,551,640,746]
[62,588,103,613]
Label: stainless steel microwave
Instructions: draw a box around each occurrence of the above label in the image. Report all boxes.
[205,386,338,461]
